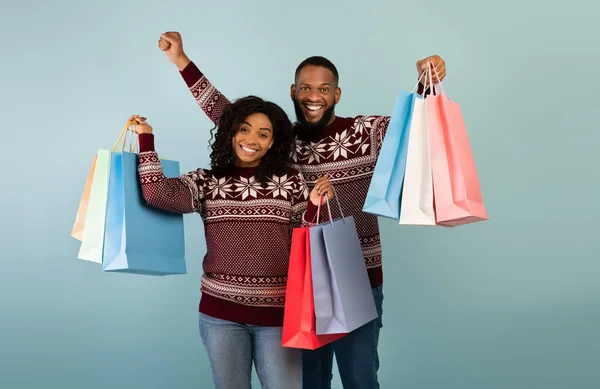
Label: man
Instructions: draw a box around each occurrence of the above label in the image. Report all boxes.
[158,31,446,389]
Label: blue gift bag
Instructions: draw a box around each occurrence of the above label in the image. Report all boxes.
[362,90,418,219]
[102,151,186,275]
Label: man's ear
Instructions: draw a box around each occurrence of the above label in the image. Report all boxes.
[334,87,341,104]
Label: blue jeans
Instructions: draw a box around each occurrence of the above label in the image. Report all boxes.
[302,286,384,389]
[199,313,302,389]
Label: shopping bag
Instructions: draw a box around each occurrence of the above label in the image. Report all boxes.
[102,149,186,275]
[71,155,97,241]
[311,196,378,335]
[363,72,429,219]
[76,121,136,263]
[282,226,346,350]
[399,68,436,226]
[426,62,488,226]
[77,150,111,263]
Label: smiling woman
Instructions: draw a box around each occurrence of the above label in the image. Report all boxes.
[127,95,335,389]
[231,112,275,168]
[207,96,295,185]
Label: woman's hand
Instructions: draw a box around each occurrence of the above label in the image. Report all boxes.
[127,115,153,134]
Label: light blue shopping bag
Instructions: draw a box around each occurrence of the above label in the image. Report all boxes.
[362,89,420,219]
[311,197,377,334]
[102,151,186,275]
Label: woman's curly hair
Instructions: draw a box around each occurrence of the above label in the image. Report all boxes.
[208,96,295,185]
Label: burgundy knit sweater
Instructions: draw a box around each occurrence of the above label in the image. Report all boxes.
[137,134,317,326]
[178,62,428,288]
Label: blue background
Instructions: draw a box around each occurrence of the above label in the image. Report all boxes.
[1,0,598,388]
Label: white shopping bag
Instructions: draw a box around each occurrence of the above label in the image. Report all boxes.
[399,95,436,226]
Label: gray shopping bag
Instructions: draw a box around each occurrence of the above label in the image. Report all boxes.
[310,195,378,335]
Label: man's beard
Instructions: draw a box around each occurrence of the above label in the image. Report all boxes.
[292,97,336,134]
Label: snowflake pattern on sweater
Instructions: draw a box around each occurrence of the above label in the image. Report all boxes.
[180,62,396,284]
[138,138,312,309]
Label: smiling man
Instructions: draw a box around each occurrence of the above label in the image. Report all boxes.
[158,31,446,389]
[292,57,340,132]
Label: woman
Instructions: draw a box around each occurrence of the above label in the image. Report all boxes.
[130,95,333,389]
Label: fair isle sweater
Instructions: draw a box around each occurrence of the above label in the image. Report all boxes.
[137,134,317,326]
[178,62,428,288]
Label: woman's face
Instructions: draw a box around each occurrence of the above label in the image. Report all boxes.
[231,112,274,167]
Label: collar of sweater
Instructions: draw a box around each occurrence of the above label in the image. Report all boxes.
[226,164,258,177]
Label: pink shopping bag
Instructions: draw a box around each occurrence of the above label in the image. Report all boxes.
[425,62,488,226]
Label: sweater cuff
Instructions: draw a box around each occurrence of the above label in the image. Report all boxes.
[138,133,155,153]
[304,201,318,223]
[417,80,432,96]
[180,61,204,87]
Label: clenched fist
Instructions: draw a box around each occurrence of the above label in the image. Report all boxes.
[158,31,191,71]
[416,55,446,84]
[127,115,152,134]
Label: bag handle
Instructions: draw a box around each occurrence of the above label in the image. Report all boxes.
[316,194,332,225]
[427,61,451,102]
[112,120,139,153]
[422,63,432,95]
[310,195,326,226]
[421,62,437,97]
[412,67,429,94]
[315,187,346,227]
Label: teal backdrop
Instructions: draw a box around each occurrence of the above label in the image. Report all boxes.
[1,0,598,388]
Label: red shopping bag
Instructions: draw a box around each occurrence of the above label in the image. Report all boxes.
[426,62,488,226]
[282,226,346,349]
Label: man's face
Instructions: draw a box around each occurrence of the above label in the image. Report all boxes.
[291,65,341,129]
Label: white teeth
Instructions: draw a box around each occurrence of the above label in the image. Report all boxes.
[306,105,323,111]
[241,146,257,153]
